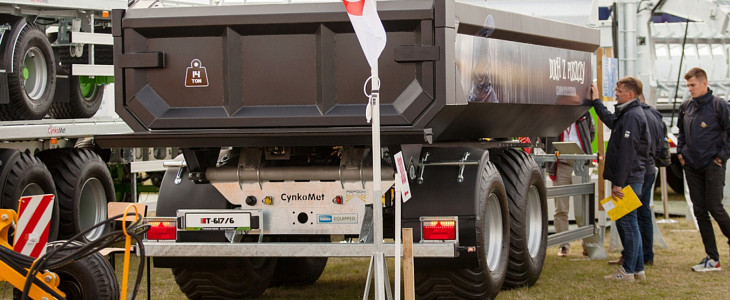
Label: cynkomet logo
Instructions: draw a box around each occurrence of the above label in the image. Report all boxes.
[281,193,325,202]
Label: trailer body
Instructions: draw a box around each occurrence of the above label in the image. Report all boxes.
[101,1,599,298]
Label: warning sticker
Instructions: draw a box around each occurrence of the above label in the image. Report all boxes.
[185,59,209,87]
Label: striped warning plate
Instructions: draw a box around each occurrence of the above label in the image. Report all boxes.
[14,194,55,258]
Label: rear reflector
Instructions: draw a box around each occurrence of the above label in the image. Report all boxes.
[421,217,458,241]
[145,218,177,241]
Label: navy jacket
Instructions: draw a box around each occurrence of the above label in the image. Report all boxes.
[677,89,730,169]
[590,99,649,187]
[641,103,665,175]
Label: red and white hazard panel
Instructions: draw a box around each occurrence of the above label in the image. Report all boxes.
[14,194,55,258]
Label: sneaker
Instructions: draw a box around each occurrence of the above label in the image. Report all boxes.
[608,257,624,265]
[603,267,635,281]
[558,246,569,257]
[691,257,721,272]
[635,270,646,281]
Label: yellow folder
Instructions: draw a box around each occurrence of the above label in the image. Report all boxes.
[600,185,643,221]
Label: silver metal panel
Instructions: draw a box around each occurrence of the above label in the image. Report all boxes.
[143,241,458,258]
[72,32,114,45]
[130,160,176,173]
[453,1,599,52]
[72,65,114,76]
[546,182,595,199]
[0,118,132,141]
[547,225,594,248]
[210,181,393,235]
[0,0,127,11]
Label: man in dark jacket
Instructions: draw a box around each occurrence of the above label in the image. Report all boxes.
[677,67,730,272]
[588,77,649,281]
[545,111,595,257]
[637,95,665,266]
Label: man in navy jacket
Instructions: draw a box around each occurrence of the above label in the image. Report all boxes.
[587,77,649,281]
[677,67,730,272]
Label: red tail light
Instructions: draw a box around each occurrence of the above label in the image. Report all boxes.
[145,218,177,240]
[421,218,457,241]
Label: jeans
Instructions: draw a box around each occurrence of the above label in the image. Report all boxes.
[684,163,730,261]
[618,173,655,263]
[615,183,644,274]
[637,171,656,263]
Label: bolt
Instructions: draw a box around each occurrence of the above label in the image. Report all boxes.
[1,214,7,221]
[45,275,52,282]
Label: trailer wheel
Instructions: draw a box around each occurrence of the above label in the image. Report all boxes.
[491,148,547,288]
[415,161,509,300]
[173,257,277,299]
[13,240,119,300]
[37,149,114,242]
[49,76,105,119]
[0,150,59,241]
[271,236,330,286]
[0,23,55,120]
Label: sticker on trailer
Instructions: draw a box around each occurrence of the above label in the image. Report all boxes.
[345,190,367,203]
[394,151,412,202]
[184,212,251,231]
[316,214,358,224]
[14,194,55,258]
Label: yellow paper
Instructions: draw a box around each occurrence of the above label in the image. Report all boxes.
[600,186,642,221]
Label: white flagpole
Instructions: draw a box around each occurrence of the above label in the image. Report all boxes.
[371,63,385,299]
[395,169,402,300]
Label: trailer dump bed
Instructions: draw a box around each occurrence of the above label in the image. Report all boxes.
[103,0,598,148]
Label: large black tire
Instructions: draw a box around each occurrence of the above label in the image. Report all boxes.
[37,149,114,242]
[271,236,330,286]
[0,23,56,120]
[415,161,510,300]
[159,155,277,298]
[14,240,119,300]
[48,76,105,119]
[173,257,277,299]
[491,148,547,288]
[0,150,59,241]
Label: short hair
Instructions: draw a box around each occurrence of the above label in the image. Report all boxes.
[684,67,708,81]
[617,76,642,96]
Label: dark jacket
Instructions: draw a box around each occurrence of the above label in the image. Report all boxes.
[677,89,730,169]
[641,103,665,175]
[591,99,649,187]
[545,111,595,177]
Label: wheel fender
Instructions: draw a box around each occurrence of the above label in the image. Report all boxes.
[403,147,490,268]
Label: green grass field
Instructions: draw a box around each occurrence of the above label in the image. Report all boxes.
[3,207,730,299]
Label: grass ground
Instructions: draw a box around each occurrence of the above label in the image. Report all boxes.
[3,197,730,299]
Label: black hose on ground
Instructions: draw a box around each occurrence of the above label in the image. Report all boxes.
[5,211,150,300]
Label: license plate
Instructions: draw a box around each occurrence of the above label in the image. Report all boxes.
[183,212,251,231]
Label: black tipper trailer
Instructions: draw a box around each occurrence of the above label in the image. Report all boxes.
[96,1,599,298]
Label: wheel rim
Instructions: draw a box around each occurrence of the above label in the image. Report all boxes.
[58,275,83,299]
[79,178,107,241]
[22,47,49,100]
[20,183,45,196]
[78,76,99,99]
[526,185,543,258]
[484,192,504,272]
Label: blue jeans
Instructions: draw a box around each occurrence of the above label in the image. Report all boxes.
[637,172,656,263]
[615,183,644,274]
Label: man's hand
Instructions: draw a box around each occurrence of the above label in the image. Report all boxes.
[611,185,624,201]
[714,157,723,166]
[590,83,598,101]
[678,154,685,166]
